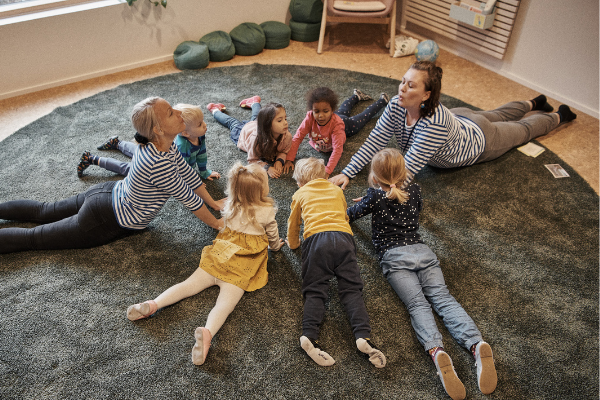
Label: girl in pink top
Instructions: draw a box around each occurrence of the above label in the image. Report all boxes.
[207,98,293,179]
[284,88,389,176]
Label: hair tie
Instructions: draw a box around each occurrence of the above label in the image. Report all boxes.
[390,184,396,188]
[134,132,148,144]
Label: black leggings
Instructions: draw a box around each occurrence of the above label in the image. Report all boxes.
[336,94,387,138]
[0,181,129,253]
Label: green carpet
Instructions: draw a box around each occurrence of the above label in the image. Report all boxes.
[0,64,597,399]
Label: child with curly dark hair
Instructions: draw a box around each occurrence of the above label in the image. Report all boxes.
[284,87,389,176]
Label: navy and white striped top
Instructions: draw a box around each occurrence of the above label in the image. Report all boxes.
[112,142,205,230]
[341,96,486,179]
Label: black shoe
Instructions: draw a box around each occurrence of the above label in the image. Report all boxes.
[97,136,120,150]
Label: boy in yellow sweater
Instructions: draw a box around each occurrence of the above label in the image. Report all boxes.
[287,157,386,368]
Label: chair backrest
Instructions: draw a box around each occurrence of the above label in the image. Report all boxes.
[327,0,396,18]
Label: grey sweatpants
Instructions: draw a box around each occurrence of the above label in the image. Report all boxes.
[452,101,559,163]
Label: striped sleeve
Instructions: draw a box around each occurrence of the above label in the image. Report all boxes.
[341,99,400,179]
[112,143,204,230]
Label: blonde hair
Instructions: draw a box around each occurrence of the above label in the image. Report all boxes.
[173,103,204,127]
[221,162,274,228]
[369,148,409,203]
[293,157,327,186]
[131,96,162,143]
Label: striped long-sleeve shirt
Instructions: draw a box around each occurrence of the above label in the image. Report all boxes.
[112,142,205,230]
[341,96,485,179]
[175,135,213,179]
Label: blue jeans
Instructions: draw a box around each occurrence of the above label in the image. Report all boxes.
[98,140,137,176]
[380,243,482,351]
[213,103,262,145]
[0,181,129,253]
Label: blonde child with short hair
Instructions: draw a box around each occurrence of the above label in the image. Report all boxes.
[347,148,497,400]
[127,162,284,366]
[287,157,386,368]
[78,103,220,180]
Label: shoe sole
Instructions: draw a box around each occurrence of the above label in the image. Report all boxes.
[477,343,497,394]
[436,352,466,400]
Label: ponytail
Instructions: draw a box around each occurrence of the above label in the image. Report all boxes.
[369,148,410,204]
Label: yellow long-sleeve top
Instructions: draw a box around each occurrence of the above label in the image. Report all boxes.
[287,178,353,250]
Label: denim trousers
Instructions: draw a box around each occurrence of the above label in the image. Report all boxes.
[0,181,129,253]
[98,140,137,176]
[213,102,262,145]
[380,243,482,351]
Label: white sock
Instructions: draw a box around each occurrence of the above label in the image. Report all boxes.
[300,336,335,367]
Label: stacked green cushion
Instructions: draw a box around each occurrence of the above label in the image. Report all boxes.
[260,21,291,50]
[289,19,321,42]
[173,41,210,70]
[289,0,323,23]
[199,31,235,62]
[229,23,266,56]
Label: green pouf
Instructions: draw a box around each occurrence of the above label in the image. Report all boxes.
[229,22,266,56]
[260,21,291,50]
[199,31,236,62]
[289,19,321,42]
[289,0,323,24]
[173,41,210,70]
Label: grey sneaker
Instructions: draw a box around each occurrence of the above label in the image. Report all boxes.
[354,89,372,101]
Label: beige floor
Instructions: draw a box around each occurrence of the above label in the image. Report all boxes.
[1,24,598,193]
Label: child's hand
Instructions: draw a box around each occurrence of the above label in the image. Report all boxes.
[206,171,221,181]
[352,196,364,202]
[267,167,281,179]
[270,238,285,251]
[285,238,299,250]
[283,160,294,174]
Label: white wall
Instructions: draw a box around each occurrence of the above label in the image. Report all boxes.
[0,0,290,98]
[1,0,598,118]
[400,0,599,118]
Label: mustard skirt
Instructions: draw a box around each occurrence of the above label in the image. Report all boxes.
[200,227,269,292]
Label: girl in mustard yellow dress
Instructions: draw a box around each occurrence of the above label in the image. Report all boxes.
[126,162,285,365]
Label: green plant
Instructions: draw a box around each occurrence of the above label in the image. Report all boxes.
[126,0,167,8]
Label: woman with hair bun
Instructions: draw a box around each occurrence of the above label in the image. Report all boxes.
[0,97,225,253]
[330,61,576,189]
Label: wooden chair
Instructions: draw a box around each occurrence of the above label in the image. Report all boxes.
[317,0,397,56]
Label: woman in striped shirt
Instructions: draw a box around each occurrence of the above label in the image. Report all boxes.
[330,61,576,189]
[0,97,224,254]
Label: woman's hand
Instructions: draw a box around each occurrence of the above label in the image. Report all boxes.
[273,161,284,175]
[193,204,223,230]
[329,173,350,189]
[267,166,281,179]
[283,160,294,174]
[206,171,221,181]
[213,197,227,211]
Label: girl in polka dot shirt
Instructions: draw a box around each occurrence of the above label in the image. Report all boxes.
[347,148,497,400]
